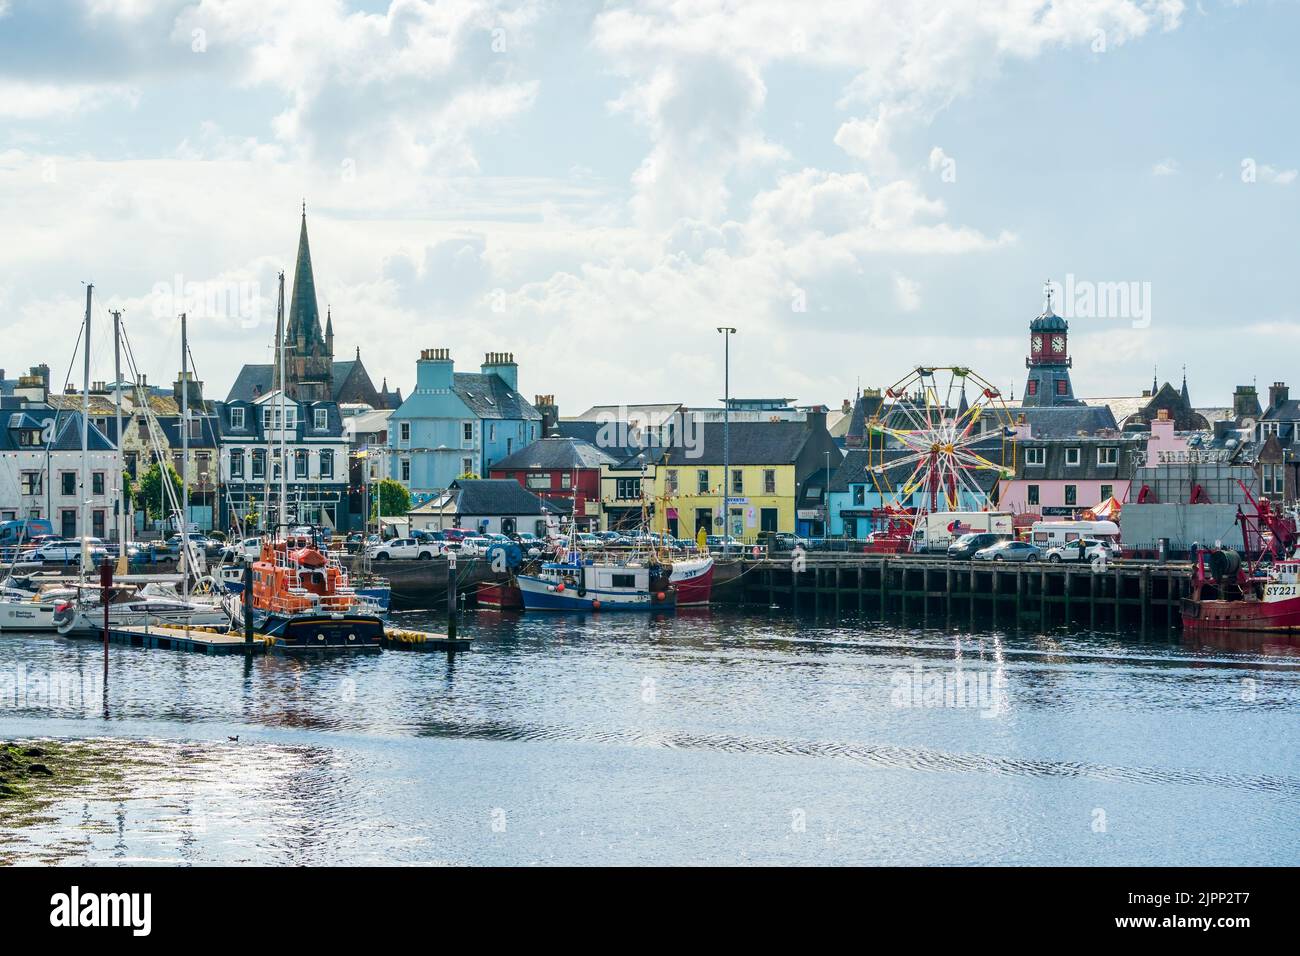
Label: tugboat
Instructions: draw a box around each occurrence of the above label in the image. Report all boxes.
[1181,486,1300,635]
[231,530,385,653]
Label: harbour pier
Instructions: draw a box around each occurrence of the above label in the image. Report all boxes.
[710,554,1191,632]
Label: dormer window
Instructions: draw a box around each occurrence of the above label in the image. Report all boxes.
[1025,447,1045,466]
[1066,447,1081,466]
[1097,447,1118,466]
[314,408,328,431]
[230,407,245,430]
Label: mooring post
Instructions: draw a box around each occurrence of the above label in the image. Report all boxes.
[446,551,458,640]
[243,561,254,645]
[99,556,112,688]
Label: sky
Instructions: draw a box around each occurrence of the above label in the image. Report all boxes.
[0,0,1297,414]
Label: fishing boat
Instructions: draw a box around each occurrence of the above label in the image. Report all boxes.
[476,577,523,610]
[226,532,385,652]
[1181,486,1300,635]
[668,553,714,606]
[517,551,677,612]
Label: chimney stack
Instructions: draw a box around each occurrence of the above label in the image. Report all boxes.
[1269,382,1289,409]
[534,394,559,436]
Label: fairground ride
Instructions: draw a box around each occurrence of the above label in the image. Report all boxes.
[863,366,1017,545]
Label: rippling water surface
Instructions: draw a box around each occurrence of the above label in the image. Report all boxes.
[1,607,1297,865]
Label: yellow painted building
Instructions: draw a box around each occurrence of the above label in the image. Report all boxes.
[625,415,842,542]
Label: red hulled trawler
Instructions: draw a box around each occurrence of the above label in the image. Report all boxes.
[1181,483,1300,635]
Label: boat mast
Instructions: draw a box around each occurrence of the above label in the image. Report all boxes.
[112,309,125,557]
[180,311,190,598]
[277,270,287,532]
[80,284,93,578]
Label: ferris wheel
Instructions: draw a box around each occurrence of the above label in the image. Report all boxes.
[865,366,1015,524]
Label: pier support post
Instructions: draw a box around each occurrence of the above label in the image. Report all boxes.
[446,553,458,641]
[243,561,254,645]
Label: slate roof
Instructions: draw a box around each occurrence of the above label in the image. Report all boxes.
[409,478,549,516]
[452,372,540,421]
[1004,405,1118,438]
[0,409,115,451]
[227,364,274,403]
[213,398,345,441]
[660,421,813,466]
[552,420,646,465]
[489,437,617,471]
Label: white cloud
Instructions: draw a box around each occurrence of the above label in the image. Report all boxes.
[893,272,921,312]
[1152,157,1179,176]
[1260,164,1297,185]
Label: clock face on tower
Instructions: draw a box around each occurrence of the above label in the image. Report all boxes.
[1031,335,1043,354]
[1051,335,1065,354]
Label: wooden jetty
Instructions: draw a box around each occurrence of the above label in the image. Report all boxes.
[382,627,472,653]
[712,554,1191,632]
[66,623,470,656]
[77,624,267,656]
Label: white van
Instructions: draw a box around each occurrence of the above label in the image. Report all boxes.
[913,512,1014,553]
[1030,519,1120,550]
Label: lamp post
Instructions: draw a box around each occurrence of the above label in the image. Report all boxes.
[825,449,831,542]
[716,327,736,554]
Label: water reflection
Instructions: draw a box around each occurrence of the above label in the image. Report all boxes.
[0,607,1297,865]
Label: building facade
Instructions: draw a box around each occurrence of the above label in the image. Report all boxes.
[488,436,614,531]
[388,349,542,502]
[216,390,350,531]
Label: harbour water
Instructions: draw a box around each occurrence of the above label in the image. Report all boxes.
[1,607,1297,866]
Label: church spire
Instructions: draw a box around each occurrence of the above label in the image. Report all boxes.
[1180,365,1190,406]
[288,205,323,348]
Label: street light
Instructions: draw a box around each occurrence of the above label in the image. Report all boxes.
[825,449,831,542]
[717,327,736,555]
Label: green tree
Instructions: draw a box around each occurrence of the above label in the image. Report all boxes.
[370,478,412,518]
[133,462,184,522]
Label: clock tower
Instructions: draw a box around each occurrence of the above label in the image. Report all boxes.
[1022,281,1081,407]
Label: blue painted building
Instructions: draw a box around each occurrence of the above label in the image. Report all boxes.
[388,349,542,504]
[827,449,1001,538]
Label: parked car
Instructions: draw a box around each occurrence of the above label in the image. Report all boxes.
[441,527,470,543]
[758,531,807,552]
[367,537,440,560]
[972,540,1042,563]
[27,540,109,565]
[705,534,743,552]
[458,536,493,557]
[1045,538,1120,563]
[221,536,264,562]
[947,532,1012,561]
[166,532,222,557]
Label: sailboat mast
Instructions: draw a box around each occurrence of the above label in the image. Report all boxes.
[277,271,287,530]
[80,284,93,576]
[112,310,124,552]
[181,311,190,598]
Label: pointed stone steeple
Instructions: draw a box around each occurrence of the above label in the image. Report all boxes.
[1180,366,1190,407]
[288,205,324,348]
